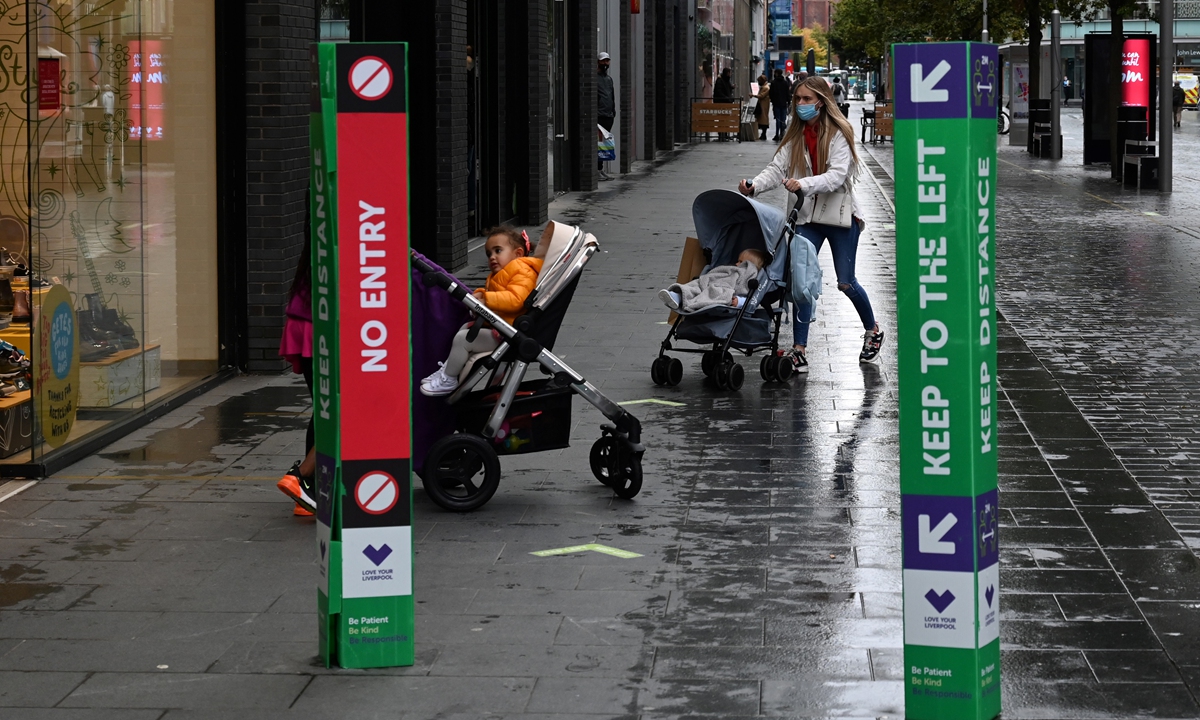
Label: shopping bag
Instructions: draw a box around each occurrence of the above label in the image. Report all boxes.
[597,125,616,161]
[668,236,707,323]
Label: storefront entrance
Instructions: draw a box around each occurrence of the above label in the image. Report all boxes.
[0,0,229,475]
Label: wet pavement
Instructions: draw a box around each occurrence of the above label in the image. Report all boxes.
[2,107,1200,718]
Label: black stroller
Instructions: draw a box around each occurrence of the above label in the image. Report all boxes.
[652,189,801,390]
[412,221,645,512]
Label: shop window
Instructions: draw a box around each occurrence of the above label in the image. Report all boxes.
[0,0,218,466]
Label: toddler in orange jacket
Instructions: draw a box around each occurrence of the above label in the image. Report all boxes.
[421,226,543,396]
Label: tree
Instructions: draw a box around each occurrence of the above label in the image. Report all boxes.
[801,23,830,66]
[830,0,1025,71]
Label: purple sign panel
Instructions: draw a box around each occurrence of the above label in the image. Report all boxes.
[970,44,999,119]
[893,43,968,121]
[902,494,974,572]
[976,488,1000,568]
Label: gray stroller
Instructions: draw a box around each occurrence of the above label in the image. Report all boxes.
[651,189,801,390]
[414,221,645,512]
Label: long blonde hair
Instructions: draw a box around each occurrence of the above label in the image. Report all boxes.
[776,77,859,178]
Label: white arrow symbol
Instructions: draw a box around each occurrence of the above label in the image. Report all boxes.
[919,513,957,554]
[911,60,952,103]
[976,82,993,93]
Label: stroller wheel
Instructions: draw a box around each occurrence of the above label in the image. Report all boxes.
[775,354,794,382]
[760,355,777,382]
[666,358,683,386]
[590,436,643,499]
[650,357,668,386]
[590,436,619,484]
[701,350,732,378]
[611,453,644,499]
[718,361,745,391]
[421,434,501,512]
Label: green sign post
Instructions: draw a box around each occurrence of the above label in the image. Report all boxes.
[311,41,414,669]
[894,41,1000,719]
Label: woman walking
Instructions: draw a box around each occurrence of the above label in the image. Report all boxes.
[738,76,883,373]
[754,74,771,140]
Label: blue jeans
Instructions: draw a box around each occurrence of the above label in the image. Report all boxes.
[773,104,788,138]
[792,220,876,347]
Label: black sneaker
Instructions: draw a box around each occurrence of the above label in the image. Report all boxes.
[788,347,809,374]
[860,327,885,363]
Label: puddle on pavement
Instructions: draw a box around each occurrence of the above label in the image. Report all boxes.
[0,564,57,609]
[99,385,310,465]
[65,541,130,561]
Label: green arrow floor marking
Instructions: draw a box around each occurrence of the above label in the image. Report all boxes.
[530,543,644,559]
[619,398,685,407]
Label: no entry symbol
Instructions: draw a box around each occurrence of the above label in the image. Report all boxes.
[349,56,393,101]
[354,471,399,515]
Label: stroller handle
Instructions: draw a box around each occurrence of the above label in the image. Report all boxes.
[411,250,470,301]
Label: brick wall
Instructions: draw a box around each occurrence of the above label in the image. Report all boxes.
[433,1,469,268]
[525,0,550,224]
[675,1,690,141]
[244,1,318,372]
[569,0,598,191]
[657,0,675,151]
[643,1,657,160]
[619,0,633,174]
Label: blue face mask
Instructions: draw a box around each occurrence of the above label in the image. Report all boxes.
[796,104,820,121]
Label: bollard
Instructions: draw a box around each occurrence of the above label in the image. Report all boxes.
[893,41,1000,720]
[311,41,415,669]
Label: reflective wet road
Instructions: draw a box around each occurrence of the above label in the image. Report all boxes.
[1,109,1199,717]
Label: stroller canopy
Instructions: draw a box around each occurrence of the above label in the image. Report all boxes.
[691,189,787,267]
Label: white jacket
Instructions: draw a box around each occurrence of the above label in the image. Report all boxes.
[750,130,862,226]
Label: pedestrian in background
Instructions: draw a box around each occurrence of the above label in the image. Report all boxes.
[738,76,884,372]
[755,74,771,140]
[713,67,735,141]
[1173,81,1185,128]
[832,76,849,118]
[598,52,615,173]
[769,68,790,141]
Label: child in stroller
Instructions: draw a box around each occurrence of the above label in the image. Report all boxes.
[420,226,542,397]
[650,188,816,390]
[411,221,645,512]
[659,248,767,312]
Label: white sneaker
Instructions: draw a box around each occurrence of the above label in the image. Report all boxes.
[658,289,682,311]
[420,366,460,396]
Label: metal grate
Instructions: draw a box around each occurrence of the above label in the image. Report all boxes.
[1177,0,1200,17]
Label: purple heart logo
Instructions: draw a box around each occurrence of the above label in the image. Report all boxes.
[985,585,995,608]
[320,540,326,560]
[363,544,392,567]
[925,588,956,613]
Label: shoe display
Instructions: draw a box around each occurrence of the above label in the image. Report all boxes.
[11,289,29,324]
[85,294,138,350]
[788,347,809,374]
[859,327,885,363]
[0,267,14,330]
[276,461,317,514]
[78,322,118,362]
[420,366,459,396]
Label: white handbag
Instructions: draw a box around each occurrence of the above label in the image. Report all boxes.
[809,184,854,228]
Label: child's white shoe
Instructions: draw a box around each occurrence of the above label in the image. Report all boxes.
[420,366,460,397]
[658,289,682,311]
